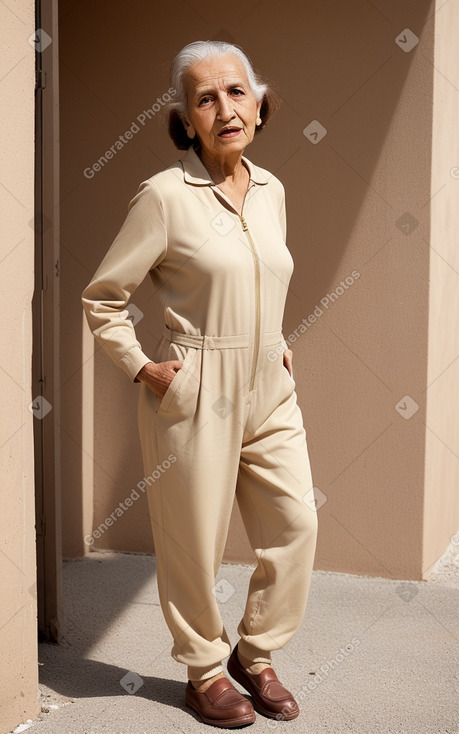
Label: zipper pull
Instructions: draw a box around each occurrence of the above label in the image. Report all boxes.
[240,215,248,231]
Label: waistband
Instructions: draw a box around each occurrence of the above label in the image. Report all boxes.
[163,325,284,350]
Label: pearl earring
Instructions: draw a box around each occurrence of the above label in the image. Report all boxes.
[256,117,262,126]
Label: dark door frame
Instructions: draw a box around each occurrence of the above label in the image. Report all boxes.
[32,0,62,642]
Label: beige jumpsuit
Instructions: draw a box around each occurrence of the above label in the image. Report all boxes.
[82,147,318,680]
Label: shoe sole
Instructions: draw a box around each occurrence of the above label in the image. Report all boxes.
[249,700,299,721]
[185,700,256,728]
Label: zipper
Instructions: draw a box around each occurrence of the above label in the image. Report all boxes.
[211,179,260,392]
[240,214,260,392]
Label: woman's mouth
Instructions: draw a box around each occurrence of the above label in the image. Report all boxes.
[218,127,242,138]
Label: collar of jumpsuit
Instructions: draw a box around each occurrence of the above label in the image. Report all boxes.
[179,145,271,189]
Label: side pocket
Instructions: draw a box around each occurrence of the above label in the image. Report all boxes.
[156,347,197,414]
[282,363,296,391]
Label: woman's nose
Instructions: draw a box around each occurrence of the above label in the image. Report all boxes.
[216,95,235,121]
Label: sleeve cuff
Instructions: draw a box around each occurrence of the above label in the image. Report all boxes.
[118,346,154,382]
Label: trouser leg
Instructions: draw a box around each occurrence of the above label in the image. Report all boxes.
[236,389,318,663]
[137,348,246,679]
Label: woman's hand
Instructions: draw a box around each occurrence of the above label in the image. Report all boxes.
[283,348,294,378]
[136,360,183,397]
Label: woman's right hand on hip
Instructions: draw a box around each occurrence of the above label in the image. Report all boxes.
[136,360,183,397]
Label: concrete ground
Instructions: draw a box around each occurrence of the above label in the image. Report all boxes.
[16,546,459,734]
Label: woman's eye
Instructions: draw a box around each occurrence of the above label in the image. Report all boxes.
[231,89,244,96]
[199,96,213,106]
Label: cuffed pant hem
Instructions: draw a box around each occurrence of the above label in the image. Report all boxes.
[187,663,224,681]
[237,639,272,665]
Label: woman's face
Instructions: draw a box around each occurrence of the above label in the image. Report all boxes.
[182,54,262,161]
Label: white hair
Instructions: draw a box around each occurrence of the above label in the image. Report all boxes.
[169,40,268,116]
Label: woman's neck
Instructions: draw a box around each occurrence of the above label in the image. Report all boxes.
[198,148,246,186]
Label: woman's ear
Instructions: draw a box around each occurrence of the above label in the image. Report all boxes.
[256,101,262,126]
[180,114,195,140]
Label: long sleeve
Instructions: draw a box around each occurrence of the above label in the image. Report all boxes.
[81,179,167,381]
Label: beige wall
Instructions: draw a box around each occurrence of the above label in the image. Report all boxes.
[424,0,459,576]
[0,1,39,731]
[59,0,458,579]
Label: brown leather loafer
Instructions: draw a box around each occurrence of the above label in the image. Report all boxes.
[227,644,300,721]
[185,676,256,728]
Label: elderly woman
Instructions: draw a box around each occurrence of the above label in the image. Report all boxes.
[82,40,318,728]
